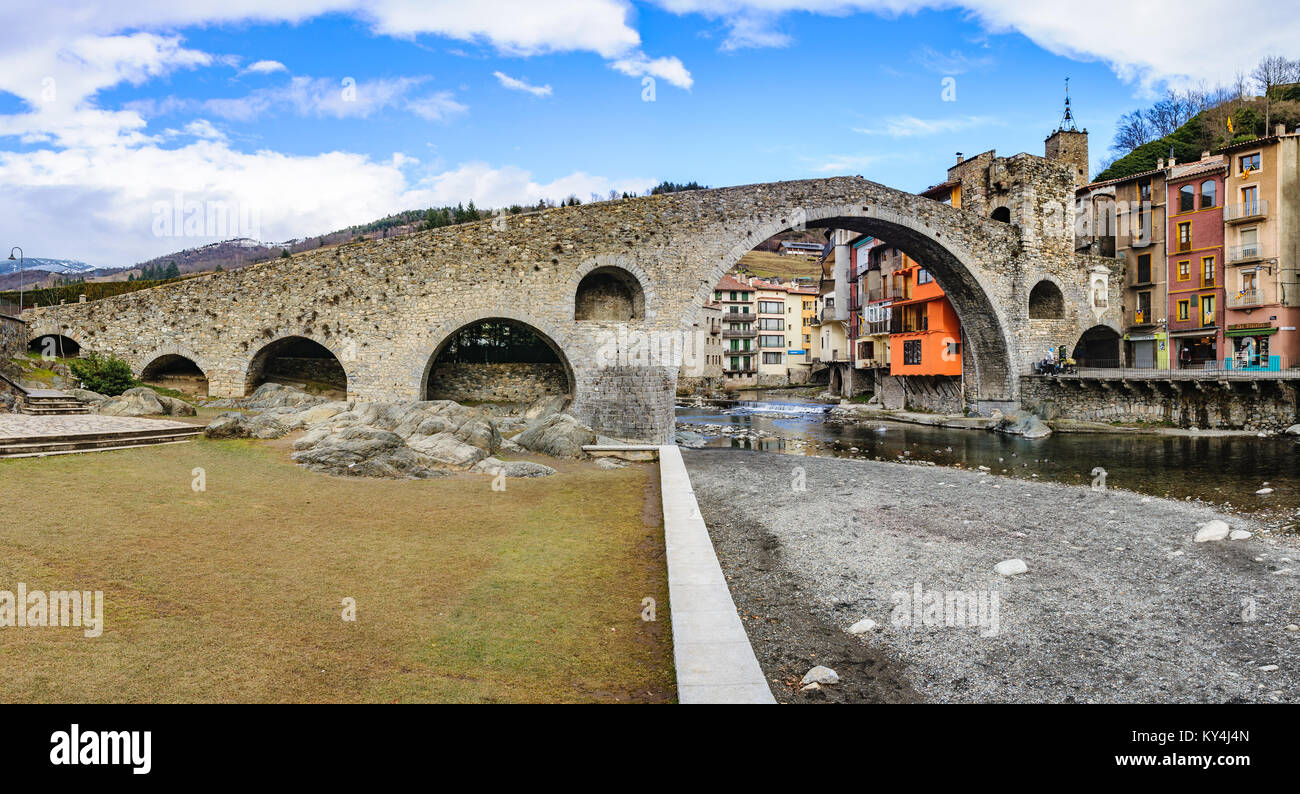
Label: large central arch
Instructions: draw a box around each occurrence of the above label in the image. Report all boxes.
[420,315,577,407]
[694,204,1018,406]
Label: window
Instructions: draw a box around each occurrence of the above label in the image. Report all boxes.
[1240,153,1260,174]
[758,334,784,348]
[758,300,784,314]
[946,340,961,358]
[1136,253,1152,283]
[1179,184,1195,213]
[762,352,782,364]
[1200,180,1216,209]
[1177,300,1189,321]
[903,339,922,365]
[917,269,933,284]
[1201,294,1215,327]
[1137,291,1151,323]
[1201,256,1215,287]
[1178,260,1191,281]
[758,318,783,331]
[1138,179,1151,203]
[1242,270,1258,294]
[1241,185,1259,215]
[1177,222,1191,252]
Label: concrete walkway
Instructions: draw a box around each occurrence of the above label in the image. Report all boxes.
[659,445,775,704]
[0,413,195,439]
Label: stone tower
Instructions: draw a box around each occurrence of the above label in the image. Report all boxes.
[1044,78,1089,186]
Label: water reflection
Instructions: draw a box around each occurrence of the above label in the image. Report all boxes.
[677,399,1300,515]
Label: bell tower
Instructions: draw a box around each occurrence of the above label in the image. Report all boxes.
[1045,77,1090,186]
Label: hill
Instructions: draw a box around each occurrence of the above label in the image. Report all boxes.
[1097,83,1300,182]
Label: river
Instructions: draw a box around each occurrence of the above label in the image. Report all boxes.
[675,393,1300,524]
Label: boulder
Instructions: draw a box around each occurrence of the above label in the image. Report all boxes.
[408,431,489,468]
[472,457,557,478]
[241,382,328,411]
[1285,424,1300,436]
[990,411,1051,439]
[523,394,569,421]
[203,411,285,440]
[98,387,196,417]
[290,426,446,479]
[66,388,108,406]
[595,457,628,470]
[675,430,708,448]
[515,413,596,459]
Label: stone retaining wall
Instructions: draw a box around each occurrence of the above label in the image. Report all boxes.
[1020,377,1300,431]
[0,313,24,369]
[426,362,569,403]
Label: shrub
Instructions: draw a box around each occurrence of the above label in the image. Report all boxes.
[69,352,136,396]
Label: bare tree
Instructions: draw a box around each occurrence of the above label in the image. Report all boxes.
[1112,110,1152,154]
[1252,54,1300,131]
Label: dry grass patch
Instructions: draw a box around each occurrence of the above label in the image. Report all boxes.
[0,438,672,703]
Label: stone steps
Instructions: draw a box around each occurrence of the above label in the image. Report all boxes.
[20,391,93,416]
[0,426,204,458]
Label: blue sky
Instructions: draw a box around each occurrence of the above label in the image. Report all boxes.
[0,1,1292,267]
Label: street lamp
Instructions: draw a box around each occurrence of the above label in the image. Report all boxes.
[7,247,22,313]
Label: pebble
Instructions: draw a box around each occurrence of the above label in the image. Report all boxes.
[1257,488,1274,495]
[1258,665,1279,672]
[1229,529,1252,540]
[995,558,1028,576]
[1194,520,1230,542]
[848,618,877,634]
[801,665,840,685]
[800,682,821,692]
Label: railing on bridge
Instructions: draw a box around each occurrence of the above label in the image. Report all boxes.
[1041,354,1298,379]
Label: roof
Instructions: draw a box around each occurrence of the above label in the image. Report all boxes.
[1167,157,1225,182]
[1215,132,1298,155]
[715,274,751,292]
[1078,166,1164,193]
[919,179,960,199]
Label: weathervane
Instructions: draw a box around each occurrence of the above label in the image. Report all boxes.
[1059,77,1078,132]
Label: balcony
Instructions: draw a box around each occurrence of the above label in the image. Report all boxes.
[1228,289,1267,309]
[723,367,756,375]
[723,311,754,321]
[1225,201,1268,224]
[1132,309,1155,326]
[722,328,756,338]
[1228,243,1266,263]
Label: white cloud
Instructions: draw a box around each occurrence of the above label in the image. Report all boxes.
[241,59,287,75]
[493,71,553,97]
[814,153,883,173]
[417,162,654,207]
[609,52,694,90]
[912,45,993,75]
[648,0,1300,89]
[854,114,998,137]
[405,91,470,121]
[182,119,226,141]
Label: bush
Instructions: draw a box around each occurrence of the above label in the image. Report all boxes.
[69,352,136,396]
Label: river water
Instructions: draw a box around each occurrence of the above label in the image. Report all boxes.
[675,394,1300,522]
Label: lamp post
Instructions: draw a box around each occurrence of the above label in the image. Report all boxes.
[7,247,22,313]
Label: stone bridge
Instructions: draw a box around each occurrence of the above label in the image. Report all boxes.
[23,175,1122,442]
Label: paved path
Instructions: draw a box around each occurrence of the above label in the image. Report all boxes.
[0,414,195,440]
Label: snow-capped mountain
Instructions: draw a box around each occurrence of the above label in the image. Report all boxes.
[0,257,99,276]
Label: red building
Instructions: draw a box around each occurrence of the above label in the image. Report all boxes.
[1165,156,1226,368]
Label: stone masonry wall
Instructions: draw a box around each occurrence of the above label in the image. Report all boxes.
[0,313,25,369]
[1020,377,1299,431]
[427,362,568,404]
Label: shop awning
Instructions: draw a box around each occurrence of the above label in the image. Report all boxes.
[1225,326,1278,337]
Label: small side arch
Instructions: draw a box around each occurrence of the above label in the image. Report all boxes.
[567,254,655,322]
[1028,279,1065,319]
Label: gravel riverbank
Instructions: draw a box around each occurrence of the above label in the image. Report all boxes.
[683,448,1300,704]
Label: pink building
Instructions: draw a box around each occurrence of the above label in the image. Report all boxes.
[1165,156,1226,368]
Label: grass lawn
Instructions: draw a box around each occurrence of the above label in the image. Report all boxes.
[0,437,673,703]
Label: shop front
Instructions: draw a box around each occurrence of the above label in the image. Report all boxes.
[1172,331,1218,369]
[1225,325,1279,371]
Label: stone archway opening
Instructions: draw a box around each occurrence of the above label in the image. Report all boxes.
[424,318,574,411]
[1073,325,1121,368]
[990,206,1011,223]
[28,334,80,358]
[141,354,209,397]
[700,212,1018,413]
[575,267,645,321]
[1028,280,1065,319]
[246,336,347,397]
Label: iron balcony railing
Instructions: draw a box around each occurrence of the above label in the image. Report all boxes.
[1225,200,1268,222]
[1227,289,1267,308]
[1228,243,1265,263]
[721,328,756,338]
[1038,354,1297,378]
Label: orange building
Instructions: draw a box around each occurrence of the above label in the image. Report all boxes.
[887,259,963,376]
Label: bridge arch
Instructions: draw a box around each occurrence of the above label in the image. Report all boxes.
[27,323,87,357]
[694,202,1020,407]
[27,333,81,357]
[568,254,656,322]
[243,334,350,396]
[140,351,210,397]
[420,312,577,405]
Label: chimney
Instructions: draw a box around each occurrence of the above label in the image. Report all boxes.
[1157,158,1165,169]
[1168,155,1177,167]
[1275,123,1286,136]
[1201,151,1211,160]
[955,152,963,164]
